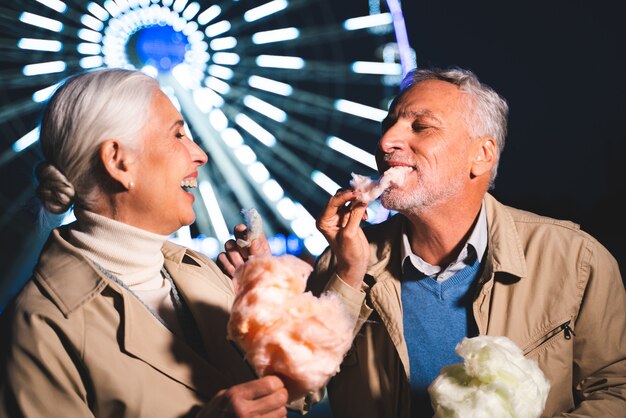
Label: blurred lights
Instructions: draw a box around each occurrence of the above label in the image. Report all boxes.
[247,76,293,96]
[243,95,287,122]
[35,0,68,13]
[256,55,305,69]
[23,61,66,76]
[243,0,288,22]
[19,12,63,32]
[326,136,377,169]
[343,13,392,30]
[17,38,62,52]
[235,114,277,147]
[334,99,387,122]
[251,27,299,44]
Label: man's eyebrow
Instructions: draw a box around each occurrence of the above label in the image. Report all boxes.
[399,109,443,124]
[170,120,184,130]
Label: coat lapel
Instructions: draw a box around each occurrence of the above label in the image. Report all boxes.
[118,280,228,398]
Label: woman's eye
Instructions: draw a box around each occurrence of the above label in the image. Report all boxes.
[175,132,185,139]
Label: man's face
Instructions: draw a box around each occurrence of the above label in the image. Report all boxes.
[375,79,475,213]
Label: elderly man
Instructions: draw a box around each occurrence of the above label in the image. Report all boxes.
[311,67,626,417]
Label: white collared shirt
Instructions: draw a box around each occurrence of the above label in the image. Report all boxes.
[400,202,488,282]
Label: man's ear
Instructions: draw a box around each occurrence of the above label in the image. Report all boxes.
[470,137,497,178]
[99,140,134,190]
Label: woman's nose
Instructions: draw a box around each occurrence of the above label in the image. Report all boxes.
[188,139,208,167]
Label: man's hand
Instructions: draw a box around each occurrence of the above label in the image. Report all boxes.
[198,376,288,418]
[316,189,370,288]
[217,224,271,278]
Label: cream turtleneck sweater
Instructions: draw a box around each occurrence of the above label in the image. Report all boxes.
[67,209,184,337]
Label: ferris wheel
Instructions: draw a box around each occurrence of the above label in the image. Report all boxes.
[0,0,414,260]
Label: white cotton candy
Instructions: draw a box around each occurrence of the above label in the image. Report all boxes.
[428,336,550,418]
[350,166,412,203]
[228,255,354,400]
[236,208,263,248]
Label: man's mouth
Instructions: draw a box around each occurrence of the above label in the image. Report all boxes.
[181,178,198,190]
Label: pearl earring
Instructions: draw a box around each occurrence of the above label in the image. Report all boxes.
[128,181,135,189]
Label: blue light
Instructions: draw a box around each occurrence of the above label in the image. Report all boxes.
[135,25,188,72]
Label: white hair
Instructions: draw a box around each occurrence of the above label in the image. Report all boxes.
[398,67,509,189]
[36,68,159,213]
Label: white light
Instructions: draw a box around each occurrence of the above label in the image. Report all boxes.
[235,114,276,147]
[193,88,223,112]
[182,1,200,19]
[103,0,121,17]
[209,36,237,51]
[81,14,104,31]
[140,65,159,78]
[311,170,341,195]
[247,75,293,96]
[115,0,130,13]
[19,12,63,32]
[35,0,67,13]
[188,30,204,44]
[198,180,231,243]
[247,162,270,183]
[17,38,62,52]
[326,136,377,169]
[79,56,104,69]
[175,225,193,247]
[208,64,234,80]
[243,95,287,123]
[162,0,174,7]
[304,233,328,256]
[172,0,188,13]
[262,179,284,201]
[208,108,228,131]
[78,28,103,43]
[256,55,305,70]
[334,99,387,122]
[243,0,288,22]
[87,2,110,21]
[351,61,402,75]
[212,52,239,65]
[276,197,297,220]
[12,128,40,153]
[198,236,220,259]
[183,21,198,36]
[32,82,61,103]
[251,27,299,44]
[221,128,243,148]
[23,61,66,76]
[234,145,257,165]
[290,217,314,239]
[197,4,221,25]
[77,42,102,55]
[60,209,77,226]
[204,76,230,95]
[343,13,392,30]
[205,20,231,37]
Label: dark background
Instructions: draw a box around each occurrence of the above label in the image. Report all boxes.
[401,0,625,282]
[0,0,624,309]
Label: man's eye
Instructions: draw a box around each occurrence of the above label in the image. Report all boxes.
[411,123,428,132]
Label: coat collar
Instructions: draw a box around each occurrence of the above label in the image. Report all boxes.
[34,226,252,398]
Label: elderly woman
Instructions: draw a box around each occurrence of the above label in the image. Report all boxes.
[0,69,287,417]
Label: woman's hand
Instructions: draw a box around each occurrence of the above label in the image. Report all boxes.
[198,376,288,418]
[316,189,370,289]
[217,224,271,278]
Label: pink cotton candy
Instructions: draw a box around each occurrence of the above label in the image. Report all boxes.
[350,166,412,203]
[228,255,354,400]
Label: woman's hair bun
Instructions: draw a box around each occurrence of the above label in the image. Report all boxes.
[35,162,76,214]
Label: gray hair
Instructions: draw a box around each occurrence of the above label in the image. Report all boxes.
[36,68,159,213]
[398,67,508,188]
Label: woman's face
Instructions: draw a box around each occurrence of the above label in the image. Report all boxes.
[127,89,208,235]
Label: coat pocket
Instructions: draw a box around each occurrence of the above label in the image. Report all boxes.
[522,319,575,357]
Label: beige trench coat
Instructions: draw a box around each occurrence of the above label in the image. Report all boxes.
[0,226,256,417]
[309,193,626,418]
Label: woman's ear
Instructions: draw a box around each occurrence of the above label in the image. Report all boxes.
[470,137,497,178]
[99,140,134,190]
